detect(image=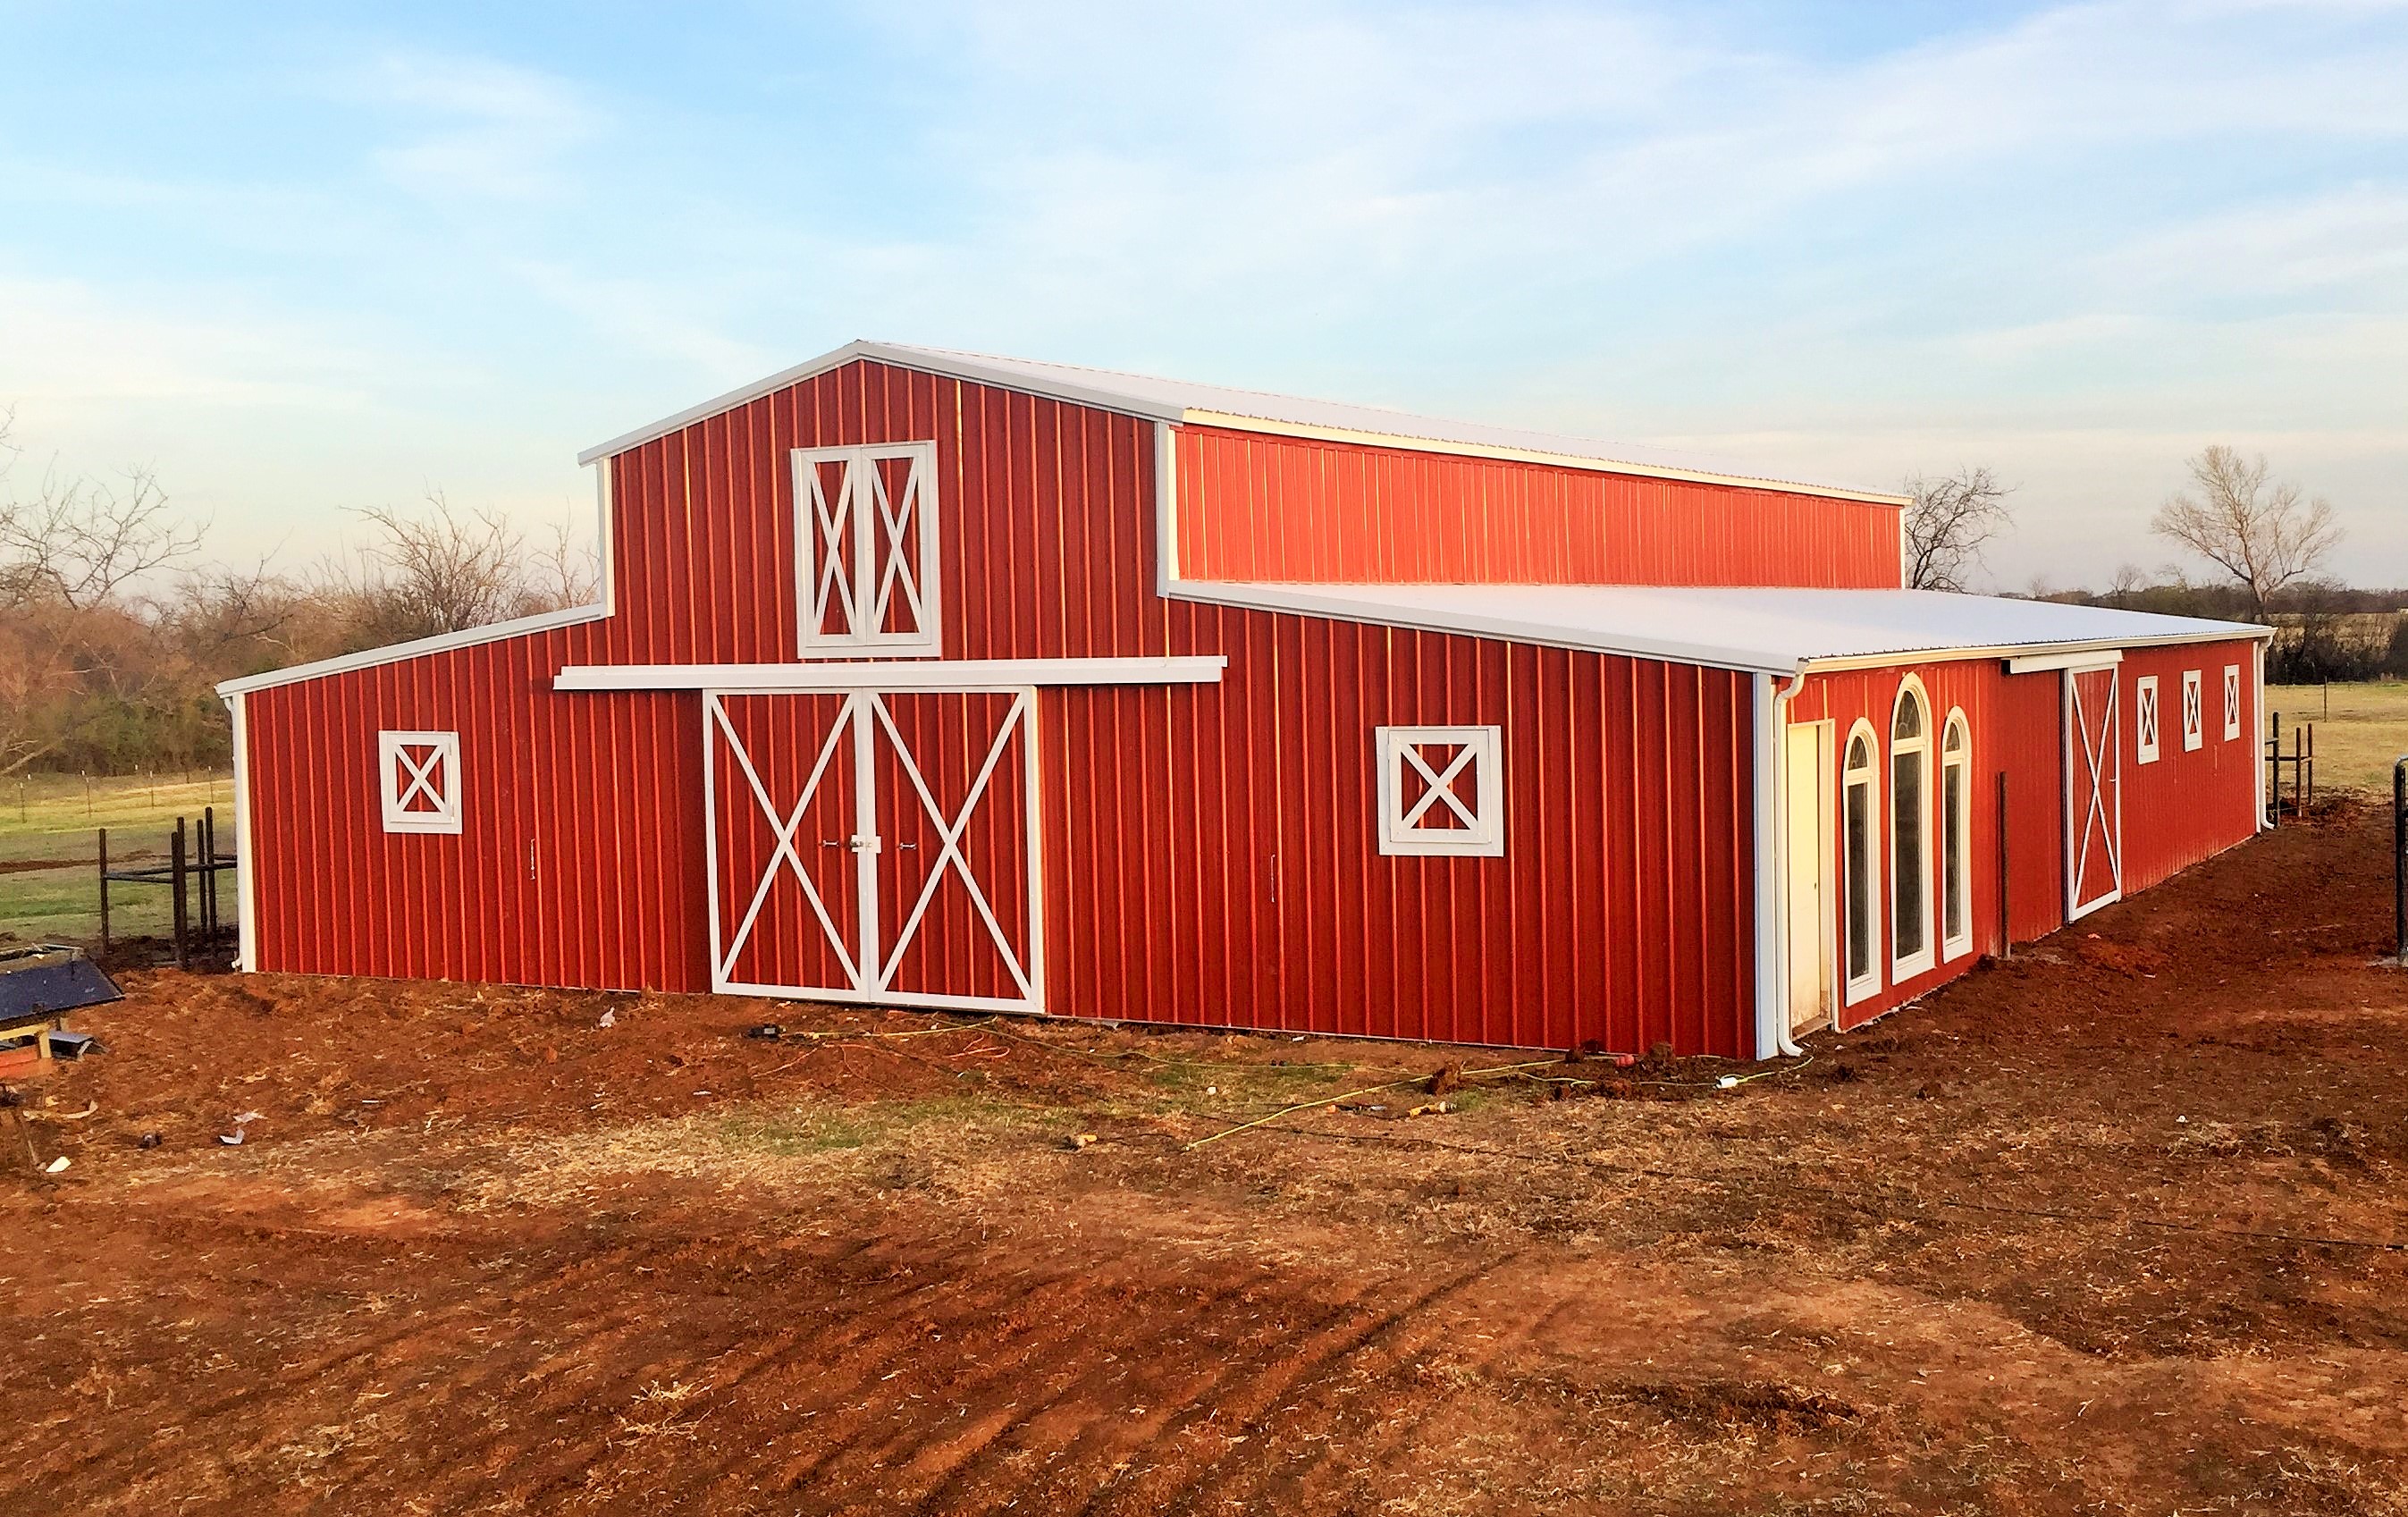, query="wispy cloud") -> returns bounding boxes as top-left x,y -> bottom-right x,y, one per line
351,50 -> 600,202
